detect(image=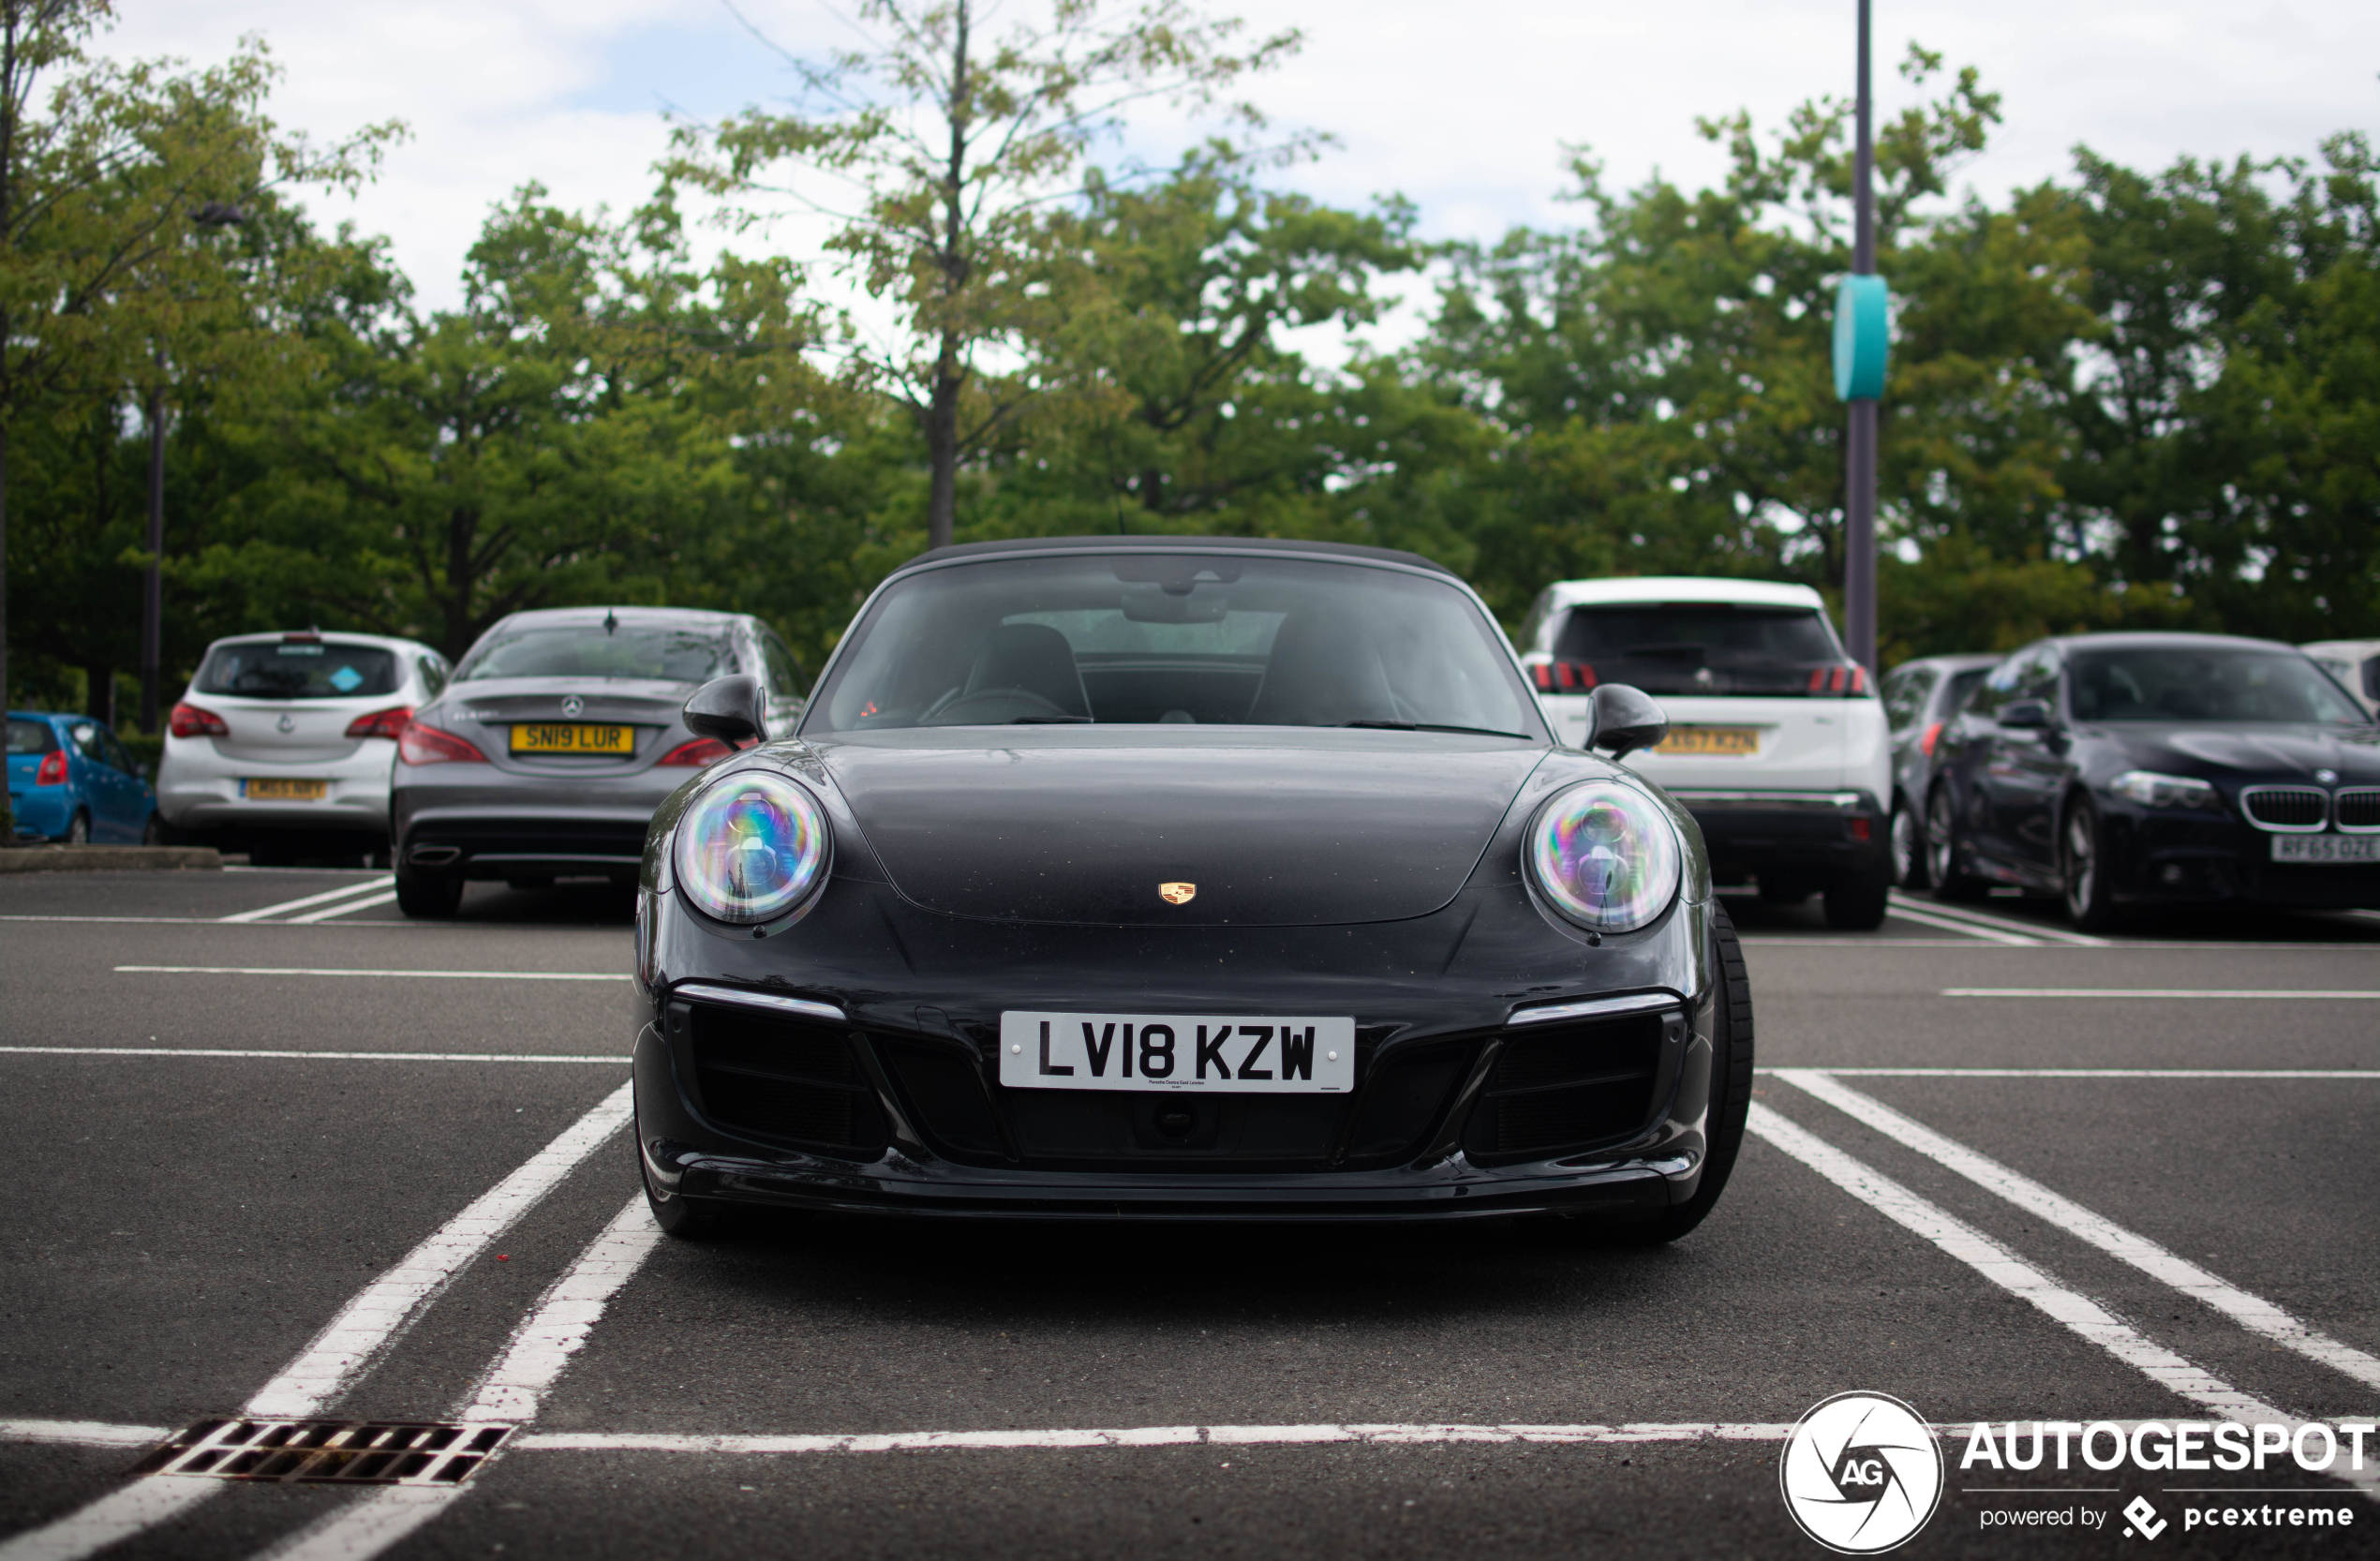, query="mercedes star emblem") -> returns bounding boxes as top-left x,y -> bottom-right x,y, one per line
561,696 -> 584,718
276,714 -> 295,733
